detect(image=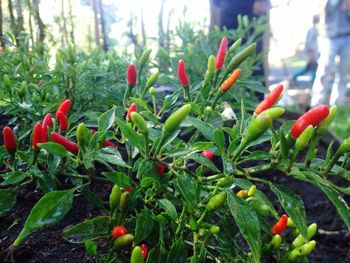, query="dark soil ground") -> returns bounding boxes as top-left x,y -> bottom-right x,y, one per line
0,112 -> 349,263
